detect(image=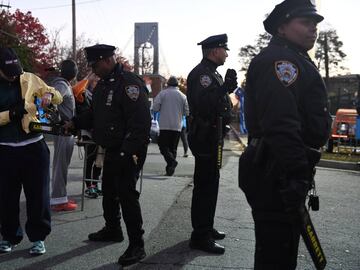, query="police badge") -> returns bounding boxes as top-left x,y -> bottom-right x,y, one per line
275,61 -> 298,87
125,85 -> 140,101
200,75 -> 212,88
